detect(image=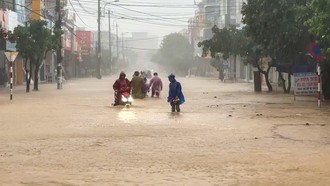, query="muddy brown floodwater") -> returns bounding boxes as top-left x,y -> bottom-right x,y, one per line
0,77 -> 329,186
